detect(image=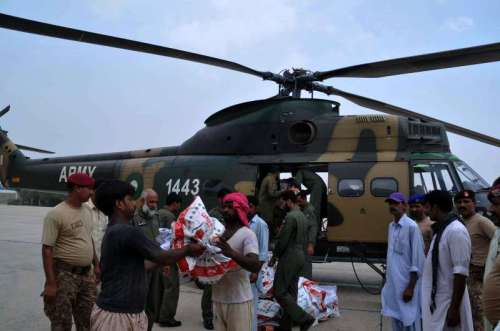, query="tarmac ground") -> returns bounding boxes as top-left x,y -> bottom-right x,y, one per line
0,205 -> 391,330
